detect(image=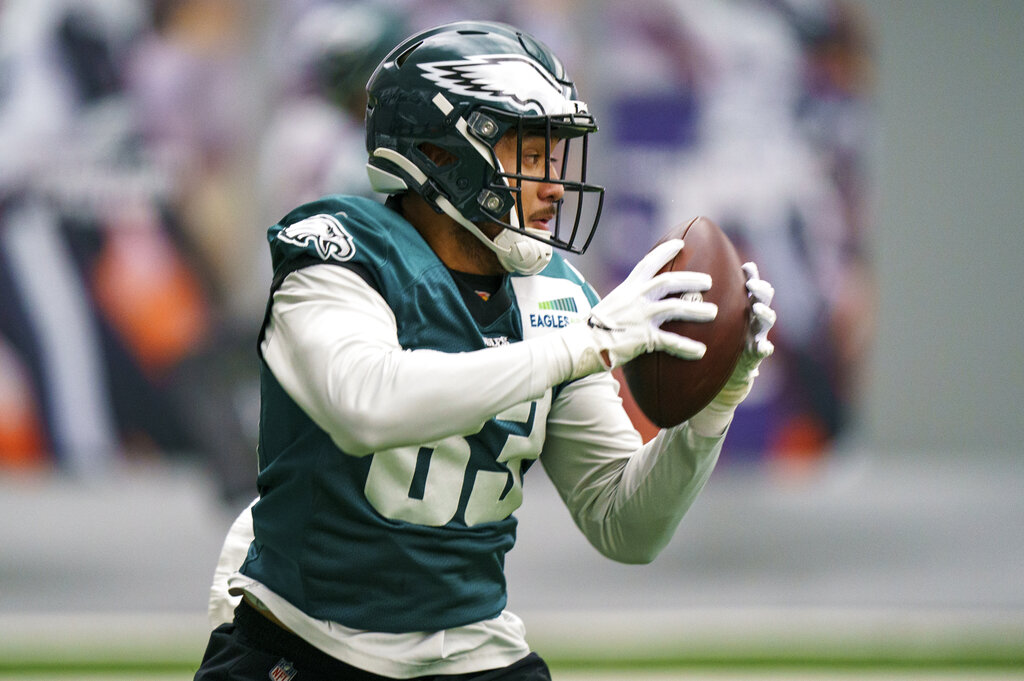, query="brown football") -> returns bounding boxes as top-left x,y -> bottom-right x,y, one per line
622,216 -> 750,428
